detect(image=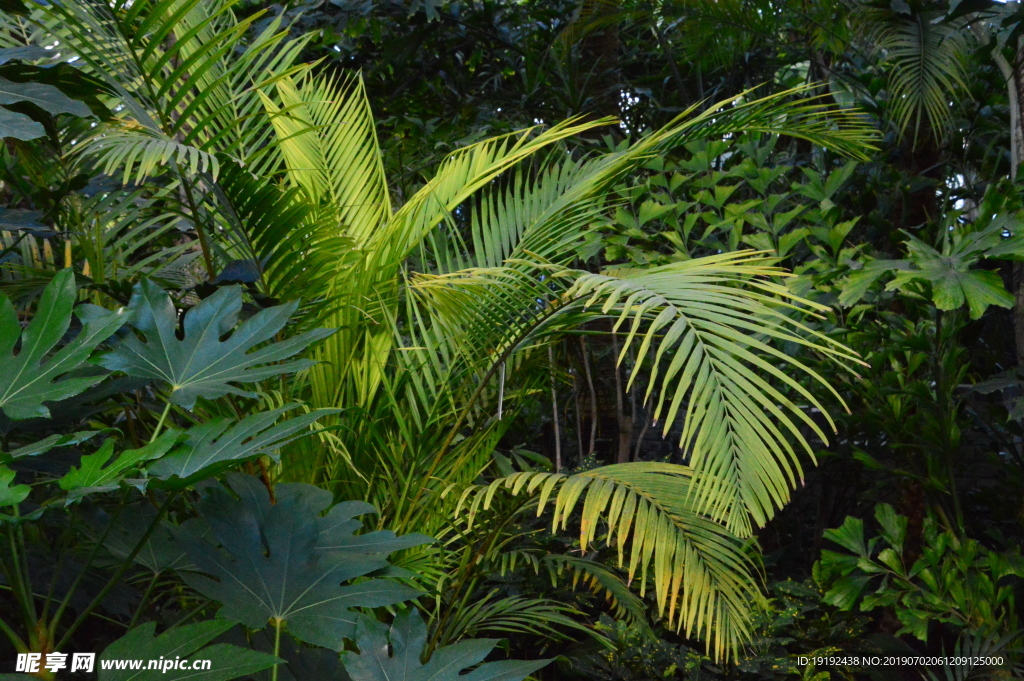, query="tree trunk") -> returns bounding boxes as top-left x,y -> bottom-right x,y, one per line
993,40 -> 1024,365
611,332 -> 632,463
577,0 -> 621,118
